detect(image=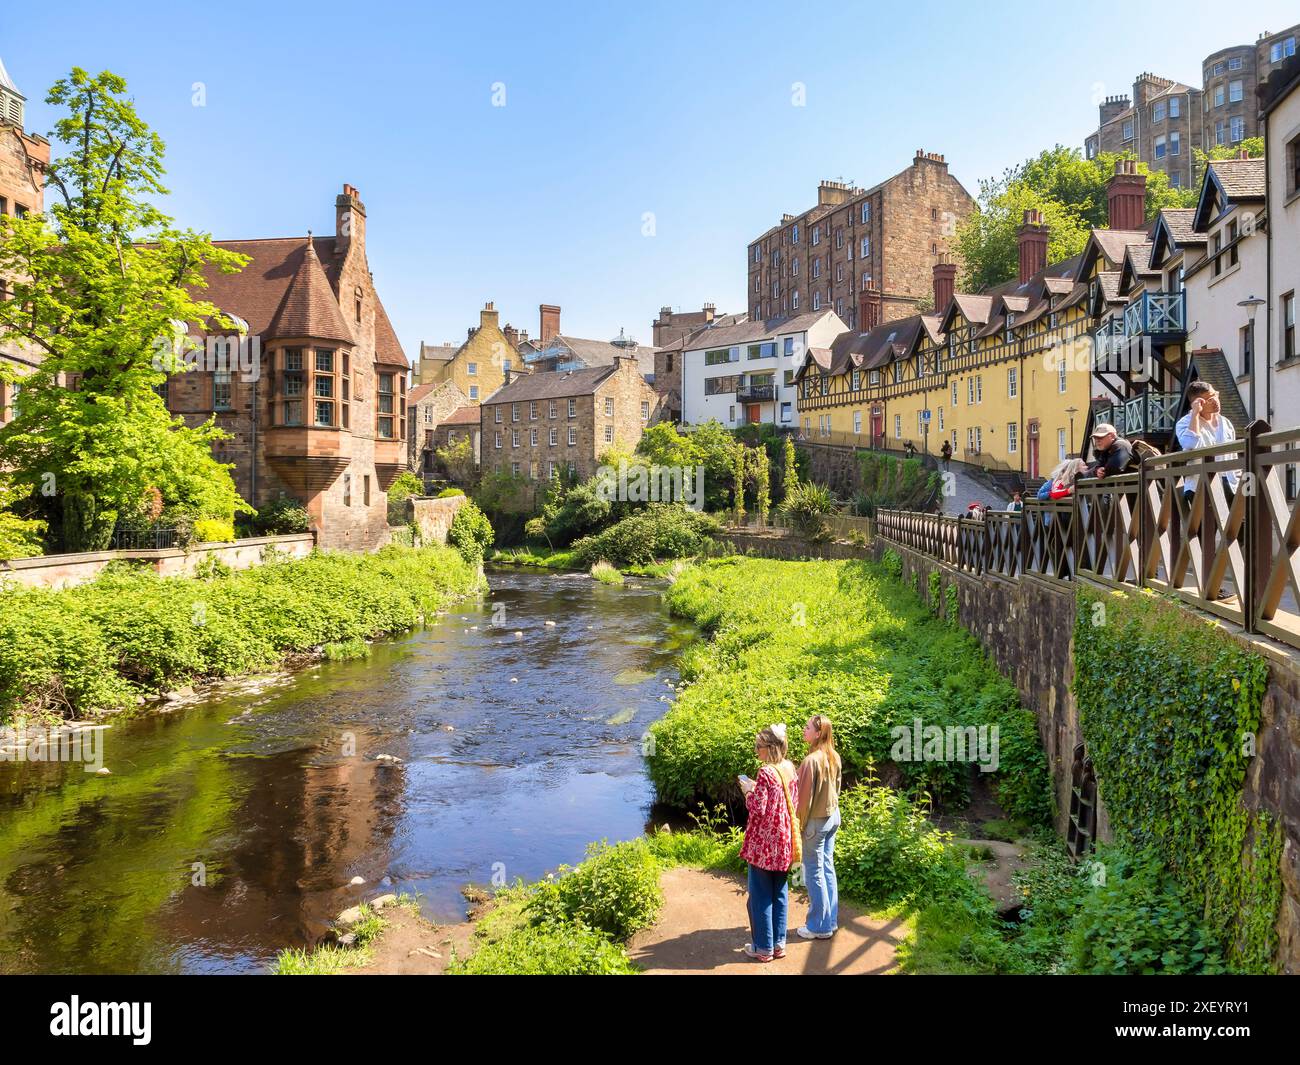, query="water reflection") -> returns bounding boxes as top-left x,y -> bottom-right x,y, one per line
0,569 -> 693,974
